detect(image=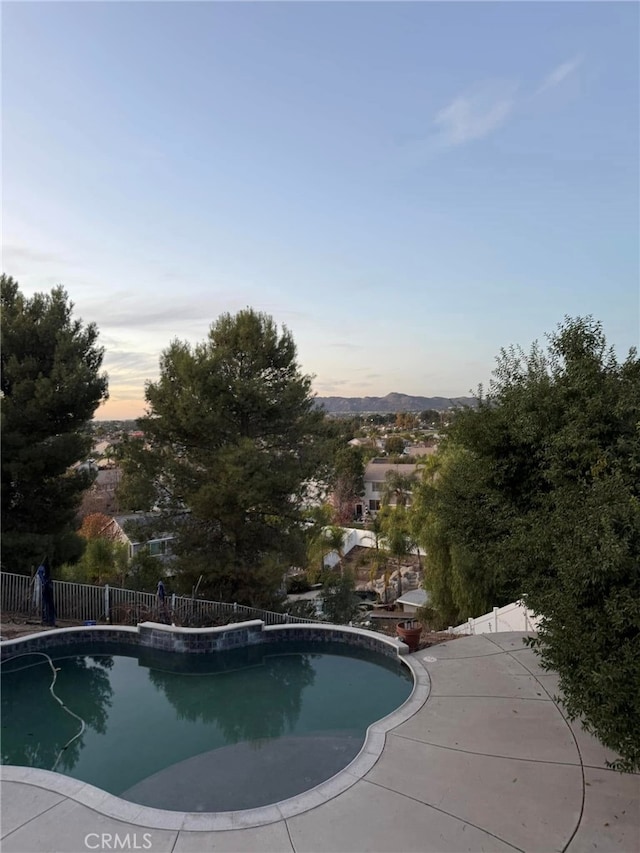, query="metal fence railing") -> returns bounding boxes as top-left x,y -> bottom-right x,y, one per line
1,572 -> 326,628
1,572 -> 34,618
52,578 -> 105,622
